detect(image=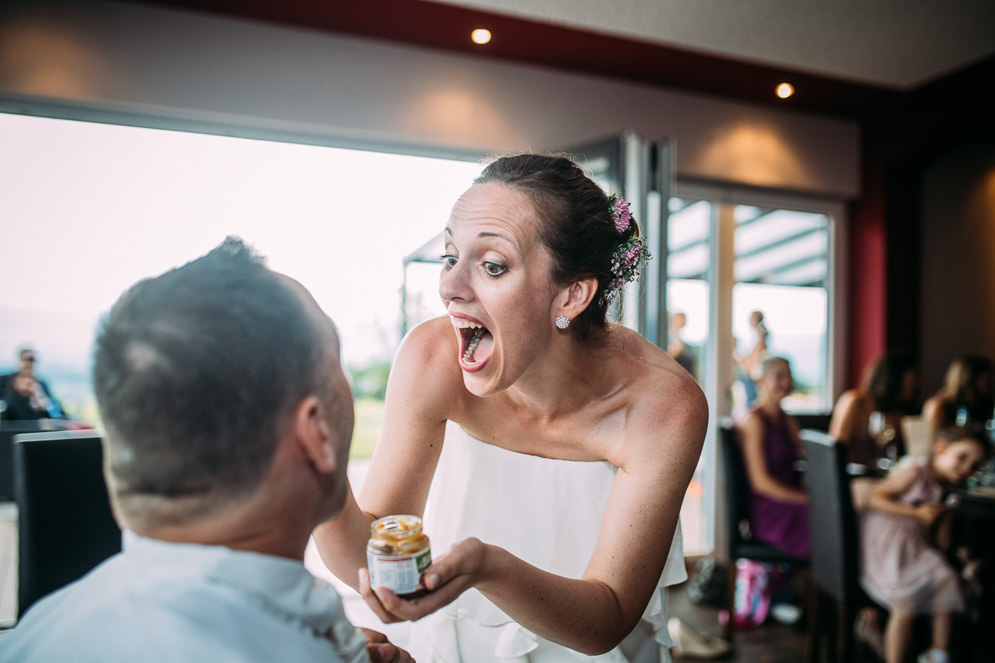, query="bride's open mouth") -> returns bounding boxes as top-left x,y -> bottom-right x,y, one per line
451,317 -> 494,370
